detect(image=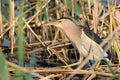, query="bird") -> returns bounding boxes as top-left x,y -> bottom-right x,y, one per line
46,18 -> 109,57
45,17 -> 110,80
